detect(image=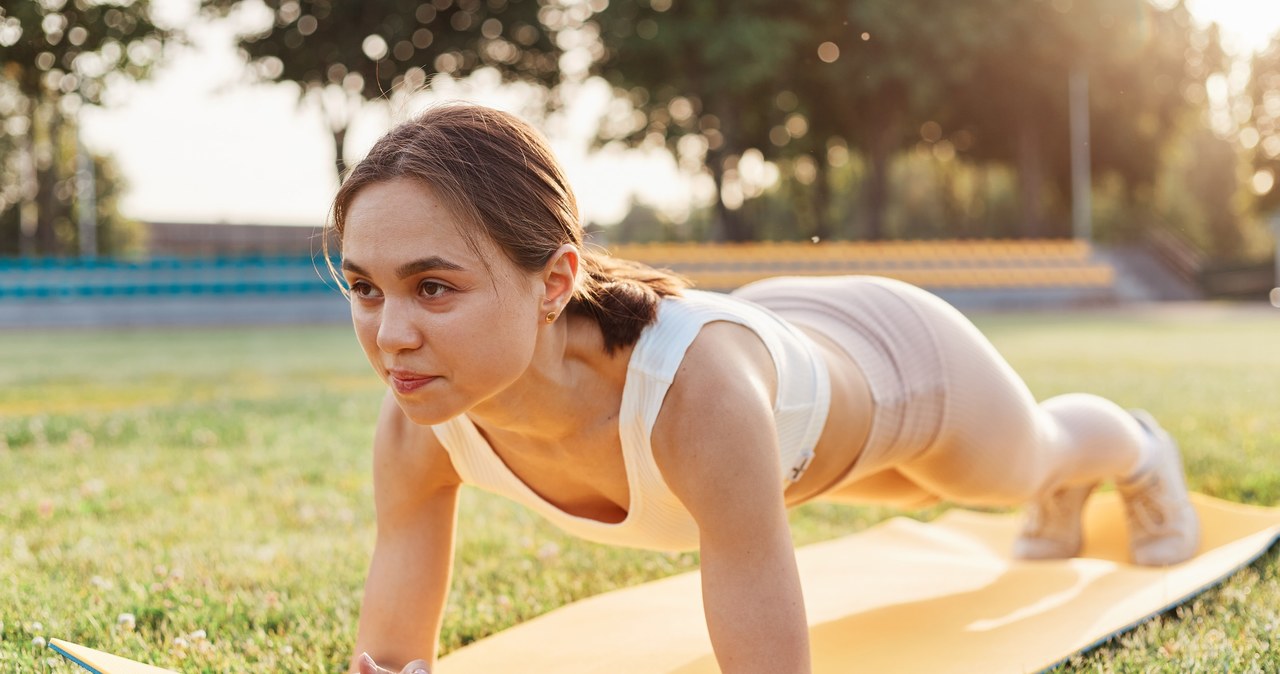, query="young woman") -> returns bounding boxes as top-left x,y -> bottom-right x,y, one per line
334,104 -> 1199,674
